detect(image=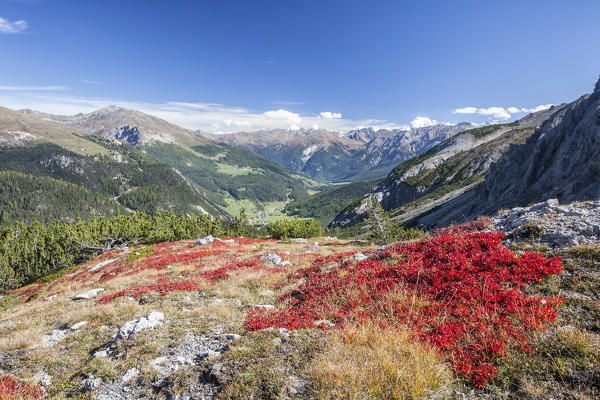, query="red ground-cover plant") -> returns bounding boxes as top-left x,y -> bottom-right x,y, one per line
0,373 -> 44,400
197,257 -> 287,283
245,232 -> 563,387
96,251 -> 287,303
96,277 -> 201,304
433,216 -> 492,236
